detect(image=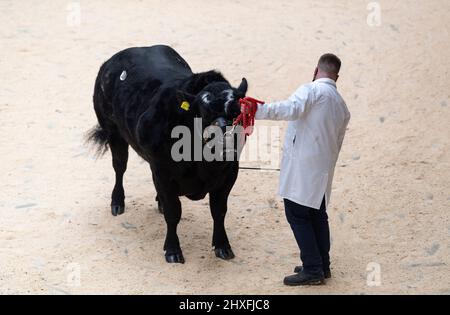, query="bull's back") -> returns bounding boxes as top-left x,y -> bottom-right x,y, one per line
94,45 -> 193,145
99,45 -> 192,99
